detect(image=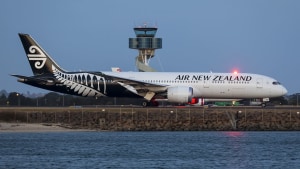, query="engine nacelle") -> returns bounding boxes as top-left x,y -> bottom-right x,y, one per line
167,86 -> 193,103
